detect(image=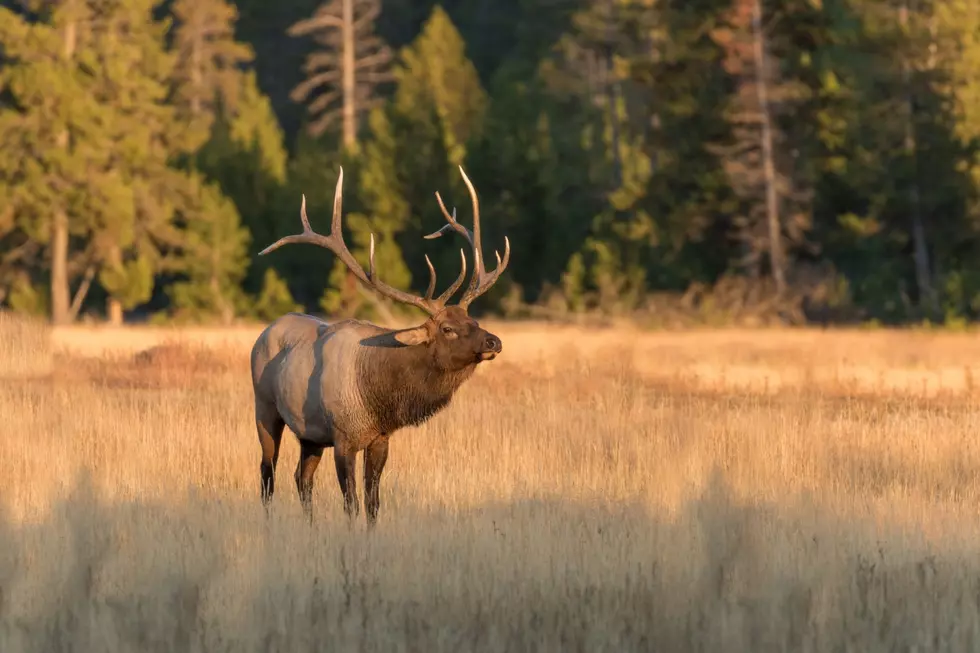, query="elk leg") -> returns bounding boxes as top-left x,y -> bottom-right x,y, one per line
333,443 -> 359,520
256,403 -> 284,507
295,440 -> 324,522
363,436 -> 389,526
